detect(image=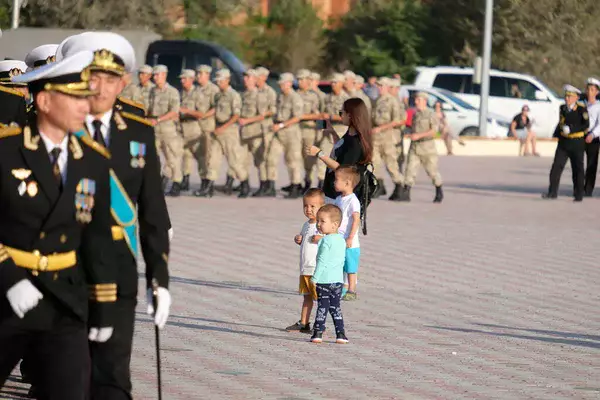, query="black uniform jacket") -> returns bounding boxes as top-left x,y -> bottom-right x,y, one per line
0,121 -> 116,327
0,86 -> 27,126
553,102 -> 590,138
84,109 -> 170,296
116,96 -> 146,117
